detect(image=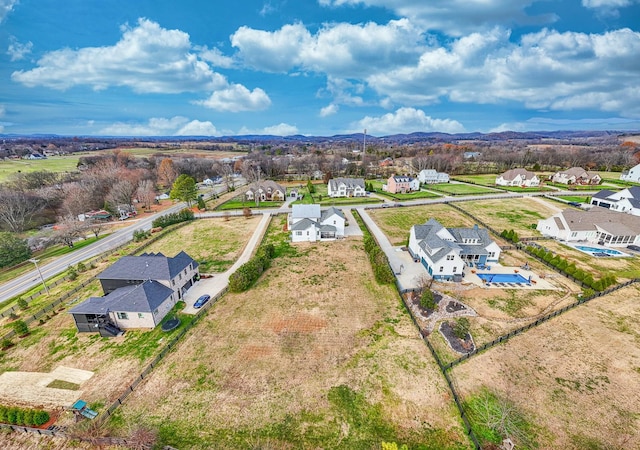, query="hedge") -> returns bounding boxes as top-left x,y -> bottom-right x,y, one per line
363,235 -> 395,284
526,245 -> 617,291
228,244 -> 275,292
0,405 -> 49,426
151,208 -> 195,228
